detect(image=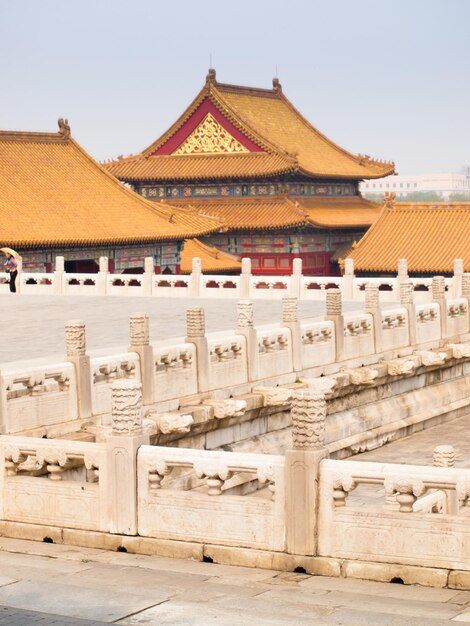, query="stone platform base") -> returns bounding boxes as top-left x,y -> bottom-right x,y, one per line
1,519 -> 468,591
